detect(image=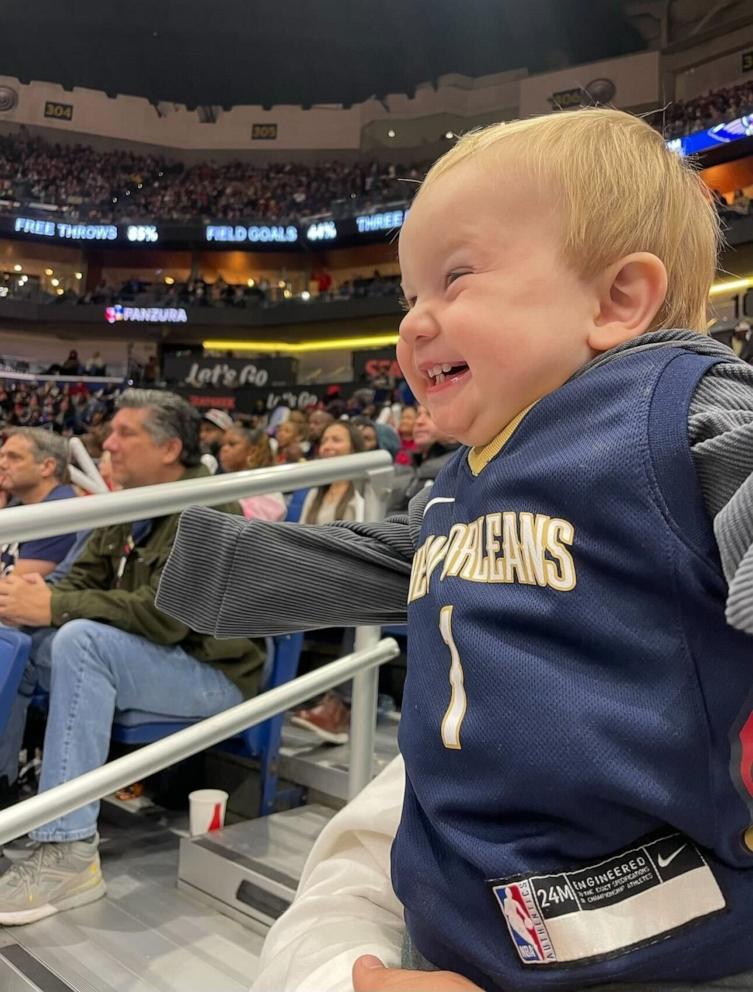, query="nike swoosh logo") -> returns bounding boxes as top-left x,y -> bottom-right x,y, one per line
657,844 -> 688,869
423,497 -> 456,516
